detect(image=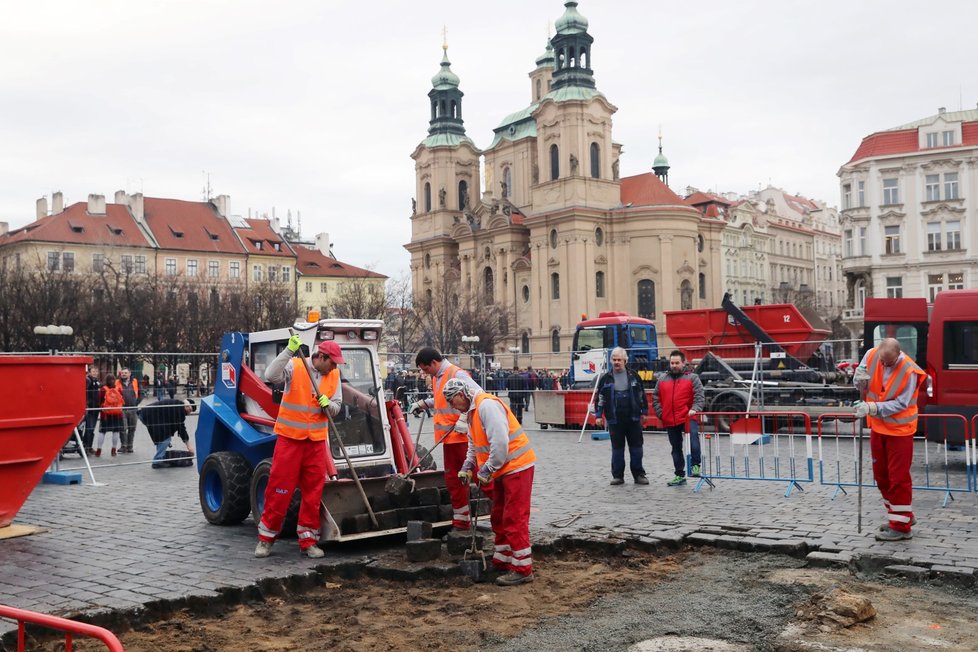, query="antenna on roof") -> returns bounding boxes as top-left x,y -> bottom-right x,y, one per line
202,171 -> 212,201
